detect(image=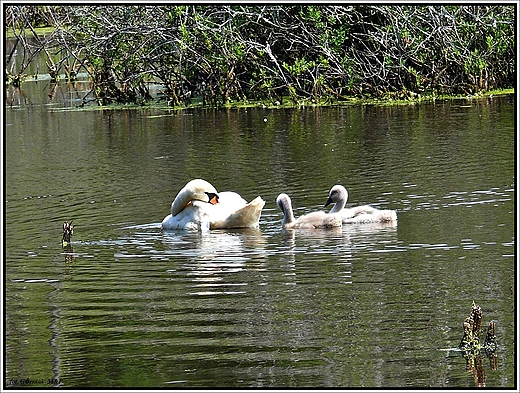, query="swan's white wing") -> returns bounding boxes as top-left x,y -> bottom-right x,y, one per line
217,191 -> 248,207
210,196 -> 265,229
